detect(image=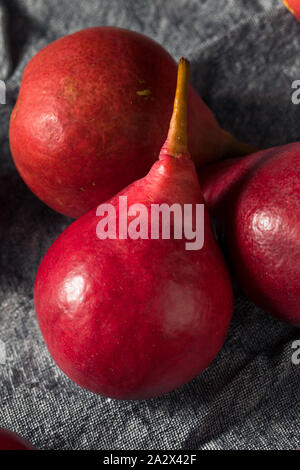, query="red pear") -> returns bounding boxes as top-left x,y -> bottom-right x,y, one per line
199,143 -> 300,327
282,0 -> 300,21
0,428 -> 34,450
10,27 -> 254,218
34,58 -> 233,400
